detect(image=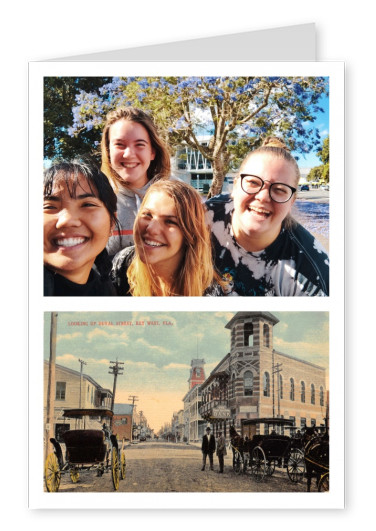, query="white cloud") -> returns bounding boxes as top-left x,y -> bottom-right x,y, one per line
57,332 -> 82,341
56,353 -> 77,363
164,363 -> 191,370
135,337 -> 170,355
